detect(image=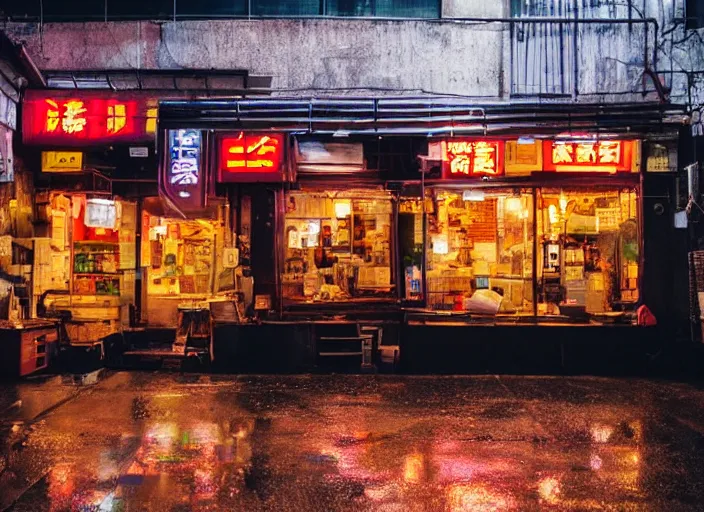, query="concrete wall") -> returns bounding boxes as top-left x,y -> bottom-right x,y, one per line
2,0 -> 703,106
4,20 -> 506,98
